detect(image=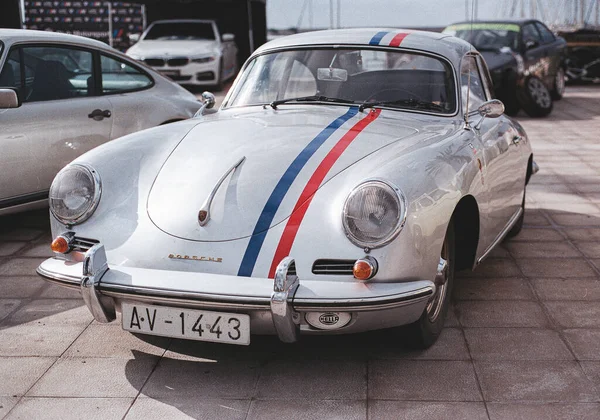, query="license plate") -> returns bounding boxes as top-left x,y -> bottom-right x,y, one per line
159,70 -> 180,79
122,303 -> 250,345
